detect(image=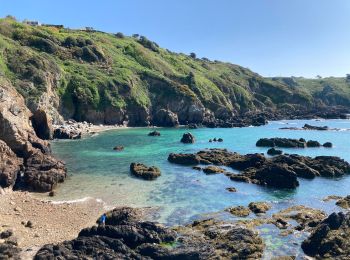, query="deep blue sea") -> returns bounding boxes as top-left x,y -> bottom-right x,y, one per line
46,119 -> 350,258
